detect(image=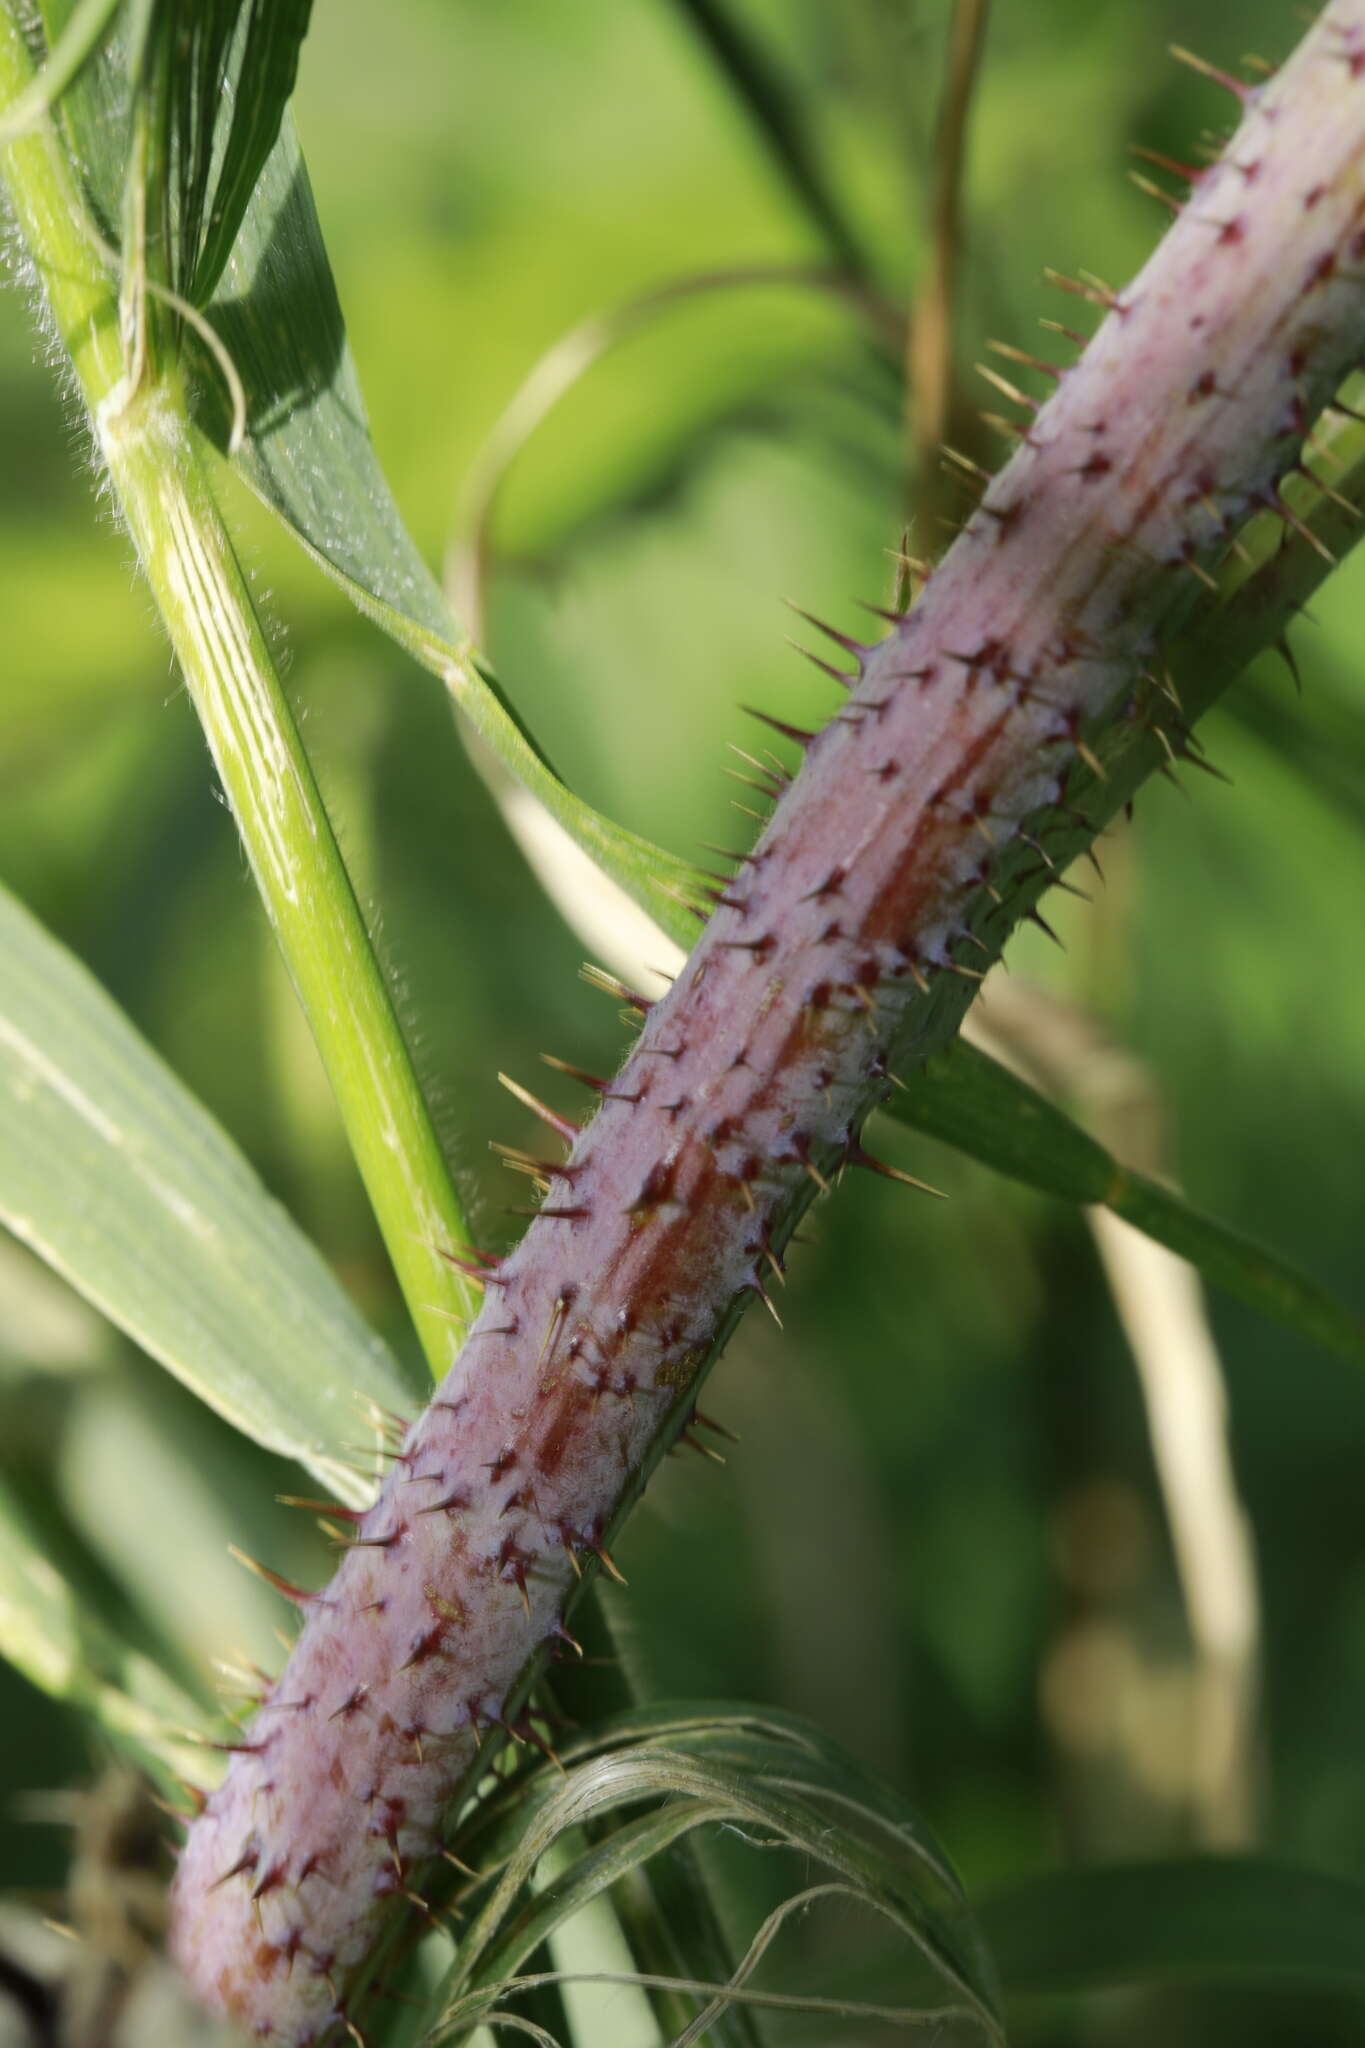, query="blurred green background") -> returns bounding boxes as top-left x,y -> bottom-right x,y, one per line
3,0 -> 1365,2042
